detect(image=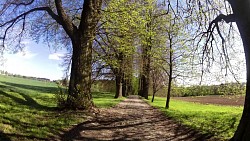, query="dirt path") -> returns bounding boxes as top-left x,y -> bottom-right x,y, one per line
59,95 -> 216,141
